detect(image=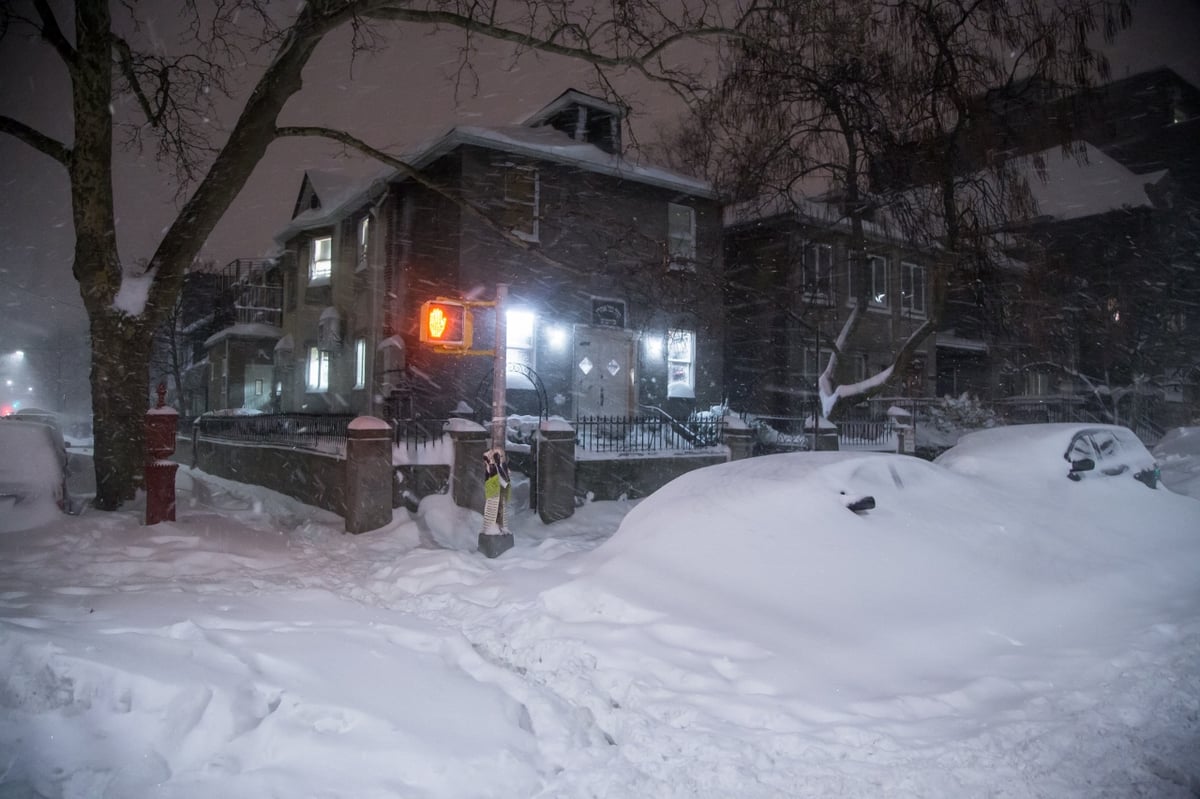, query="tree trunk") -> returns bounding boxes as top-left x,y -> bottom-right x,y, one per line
89,309 -> 153,510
